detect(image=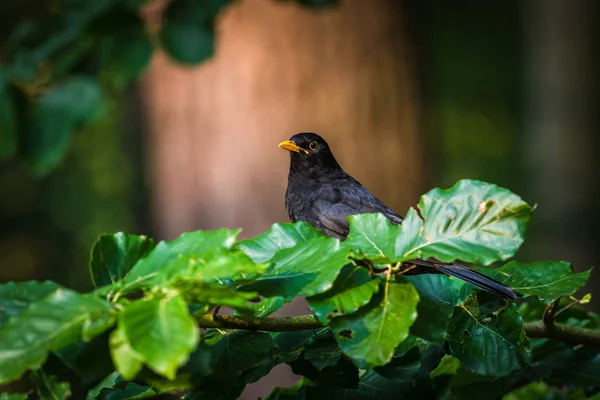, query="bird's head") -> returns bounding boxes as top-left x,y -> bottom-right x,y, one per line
279,132 -> 341,172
